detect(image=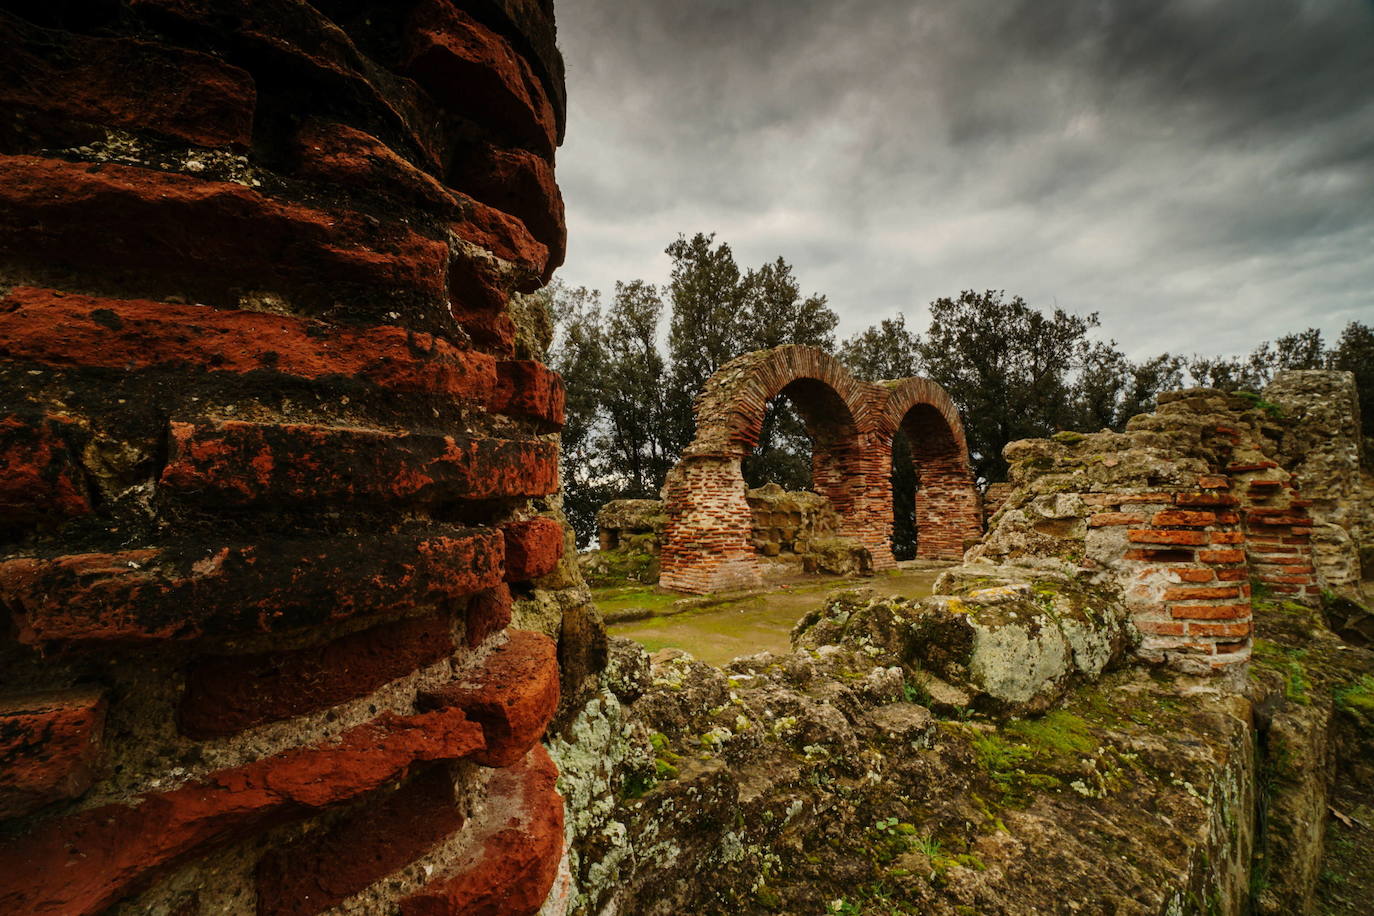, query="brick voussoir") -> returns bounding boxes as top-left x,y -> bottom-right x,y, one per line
1,527 -> 504,646
418,629 -> 559,767
0,707 -> 485,916
161,420 -> 559,508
